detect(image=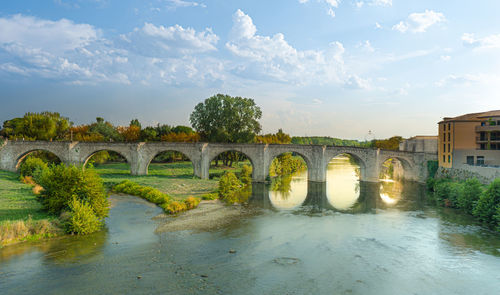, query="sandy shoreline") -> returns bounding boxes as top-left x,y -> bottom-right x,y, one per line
153,200 -> 259,233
